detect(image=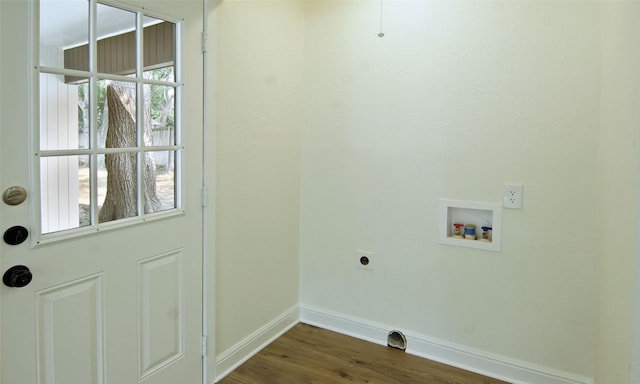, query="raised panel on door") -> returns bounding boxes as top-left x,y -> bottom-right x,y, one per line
36,274 -> 105,384
139,250 -> 184,380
